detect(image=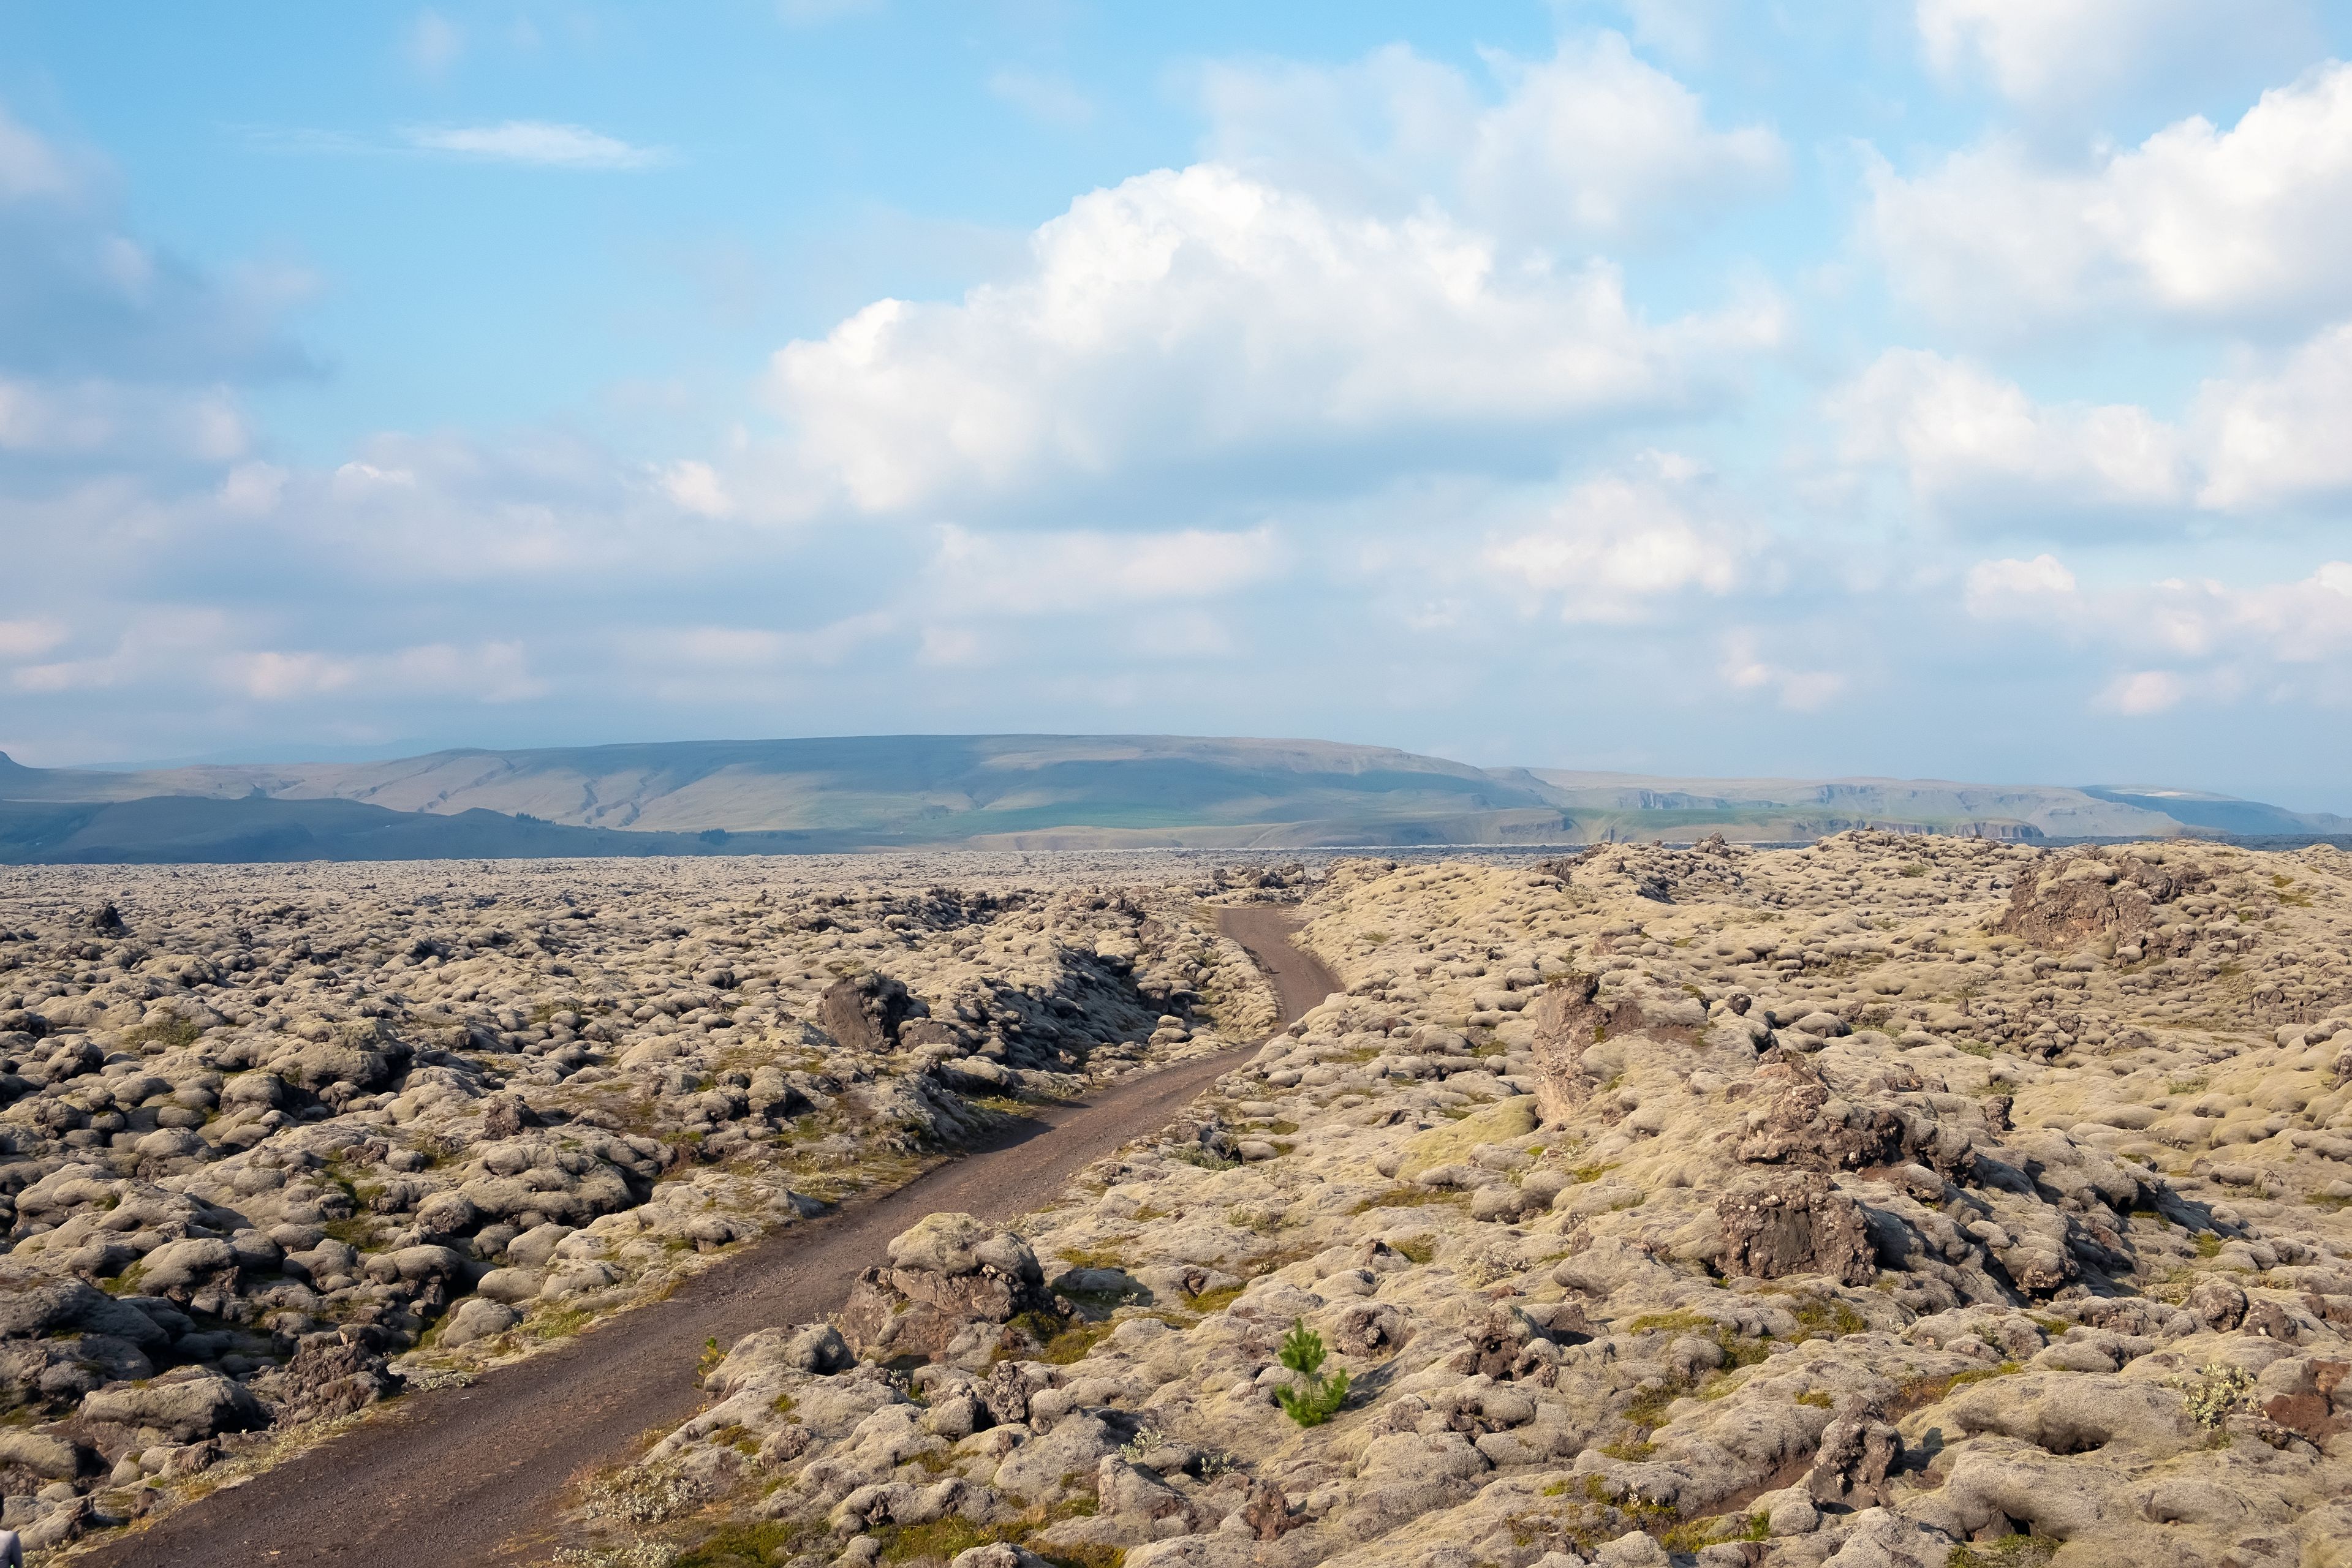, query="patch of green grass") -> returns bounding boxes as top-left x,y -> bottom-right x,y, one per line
877,1517 -> 996,1563
1053,1245 -> 1130,1272
321,1216 -> 376,1247
527,1306 -> 594,1341
1789,1298 -> 1869,1340
1186,1283 -> 1246,1314
1946,1533 -> 2058,1568
1619,1384 -> 1679,1430
120,1017 -> 203,1049
1037,1548 -> 1125,1568
1894,1362 -> 2022,1412
1656,1512 -> 1760,1553
675,1520 -> 816,1567
2195,1232 -> 2223,1259
1033,1320 -> 1116,1366
1351,1185 -> 1467,1215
